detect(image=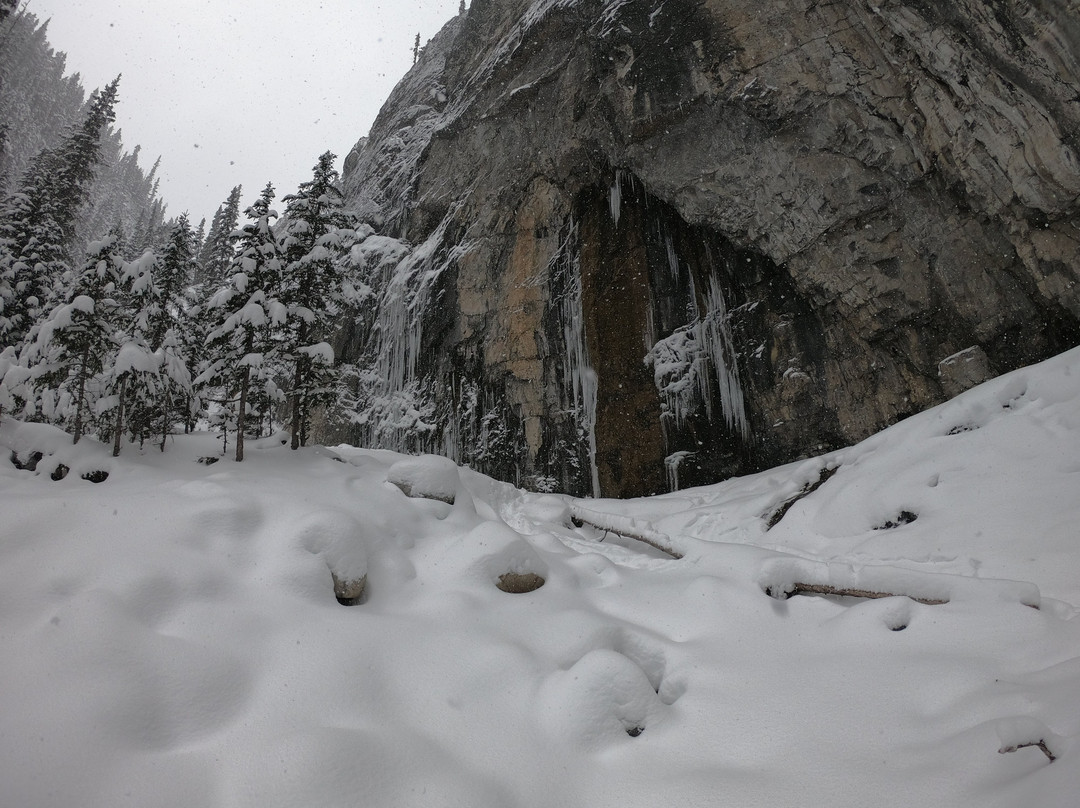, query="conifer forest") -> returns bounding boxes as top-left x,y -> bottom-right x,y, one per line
0,11 -> 361,460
